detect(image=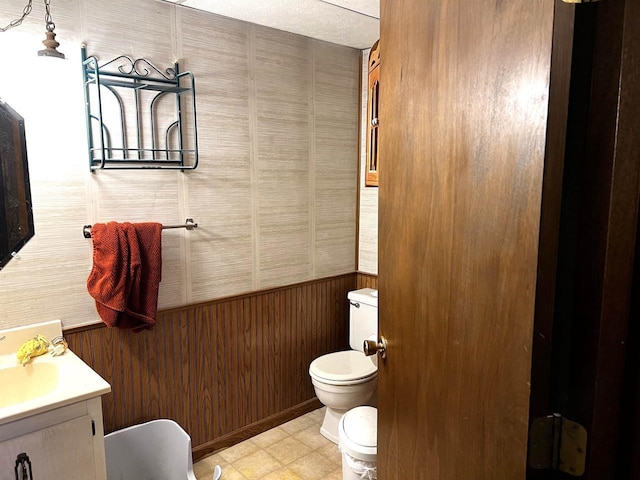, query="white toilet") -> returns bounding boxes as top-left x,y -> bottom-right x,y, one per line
309,288 -> 378,443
